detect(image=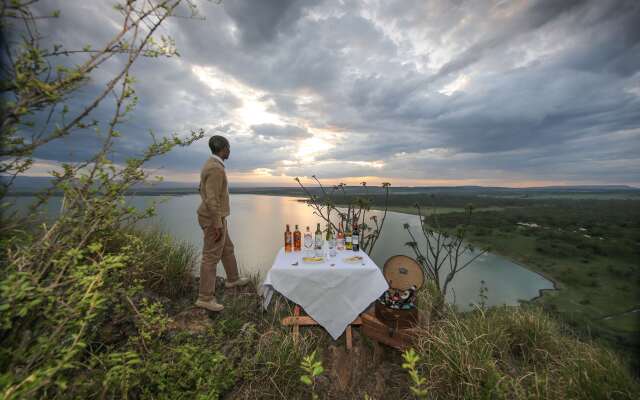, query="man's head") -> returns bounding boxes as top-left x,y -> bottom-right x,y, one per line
209,135 -> 230,160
